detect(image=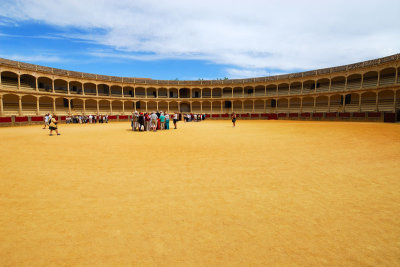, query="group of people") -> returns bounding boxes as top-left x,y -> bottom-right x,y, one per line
43,113 -> 60,136
131,111 -> 178,132
66,114 -> 109,124
183,113 -> 206,122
